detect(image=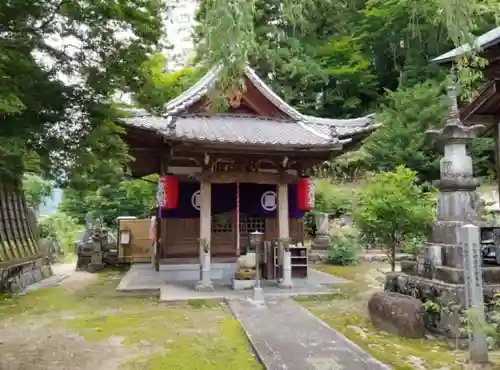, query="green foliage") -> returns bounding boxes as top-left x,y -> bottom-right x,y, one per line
327,230 -> 361,266
133,54 -> 200,113
314,179 -> 357,217
22,174 -> 52,210
0,0 -> 164,184
364,81 -> 446,181
39,212 -> 83,256
59,176 -> 157,227
353,166 -> 435,271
